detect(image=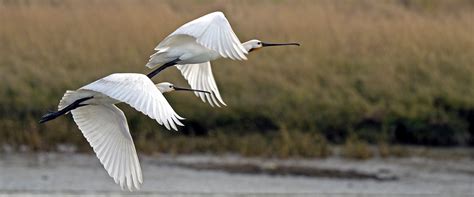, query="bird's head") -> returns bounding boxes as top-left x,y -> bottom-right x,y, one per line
243,39 -> 300,53
155,82 -> 211,94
